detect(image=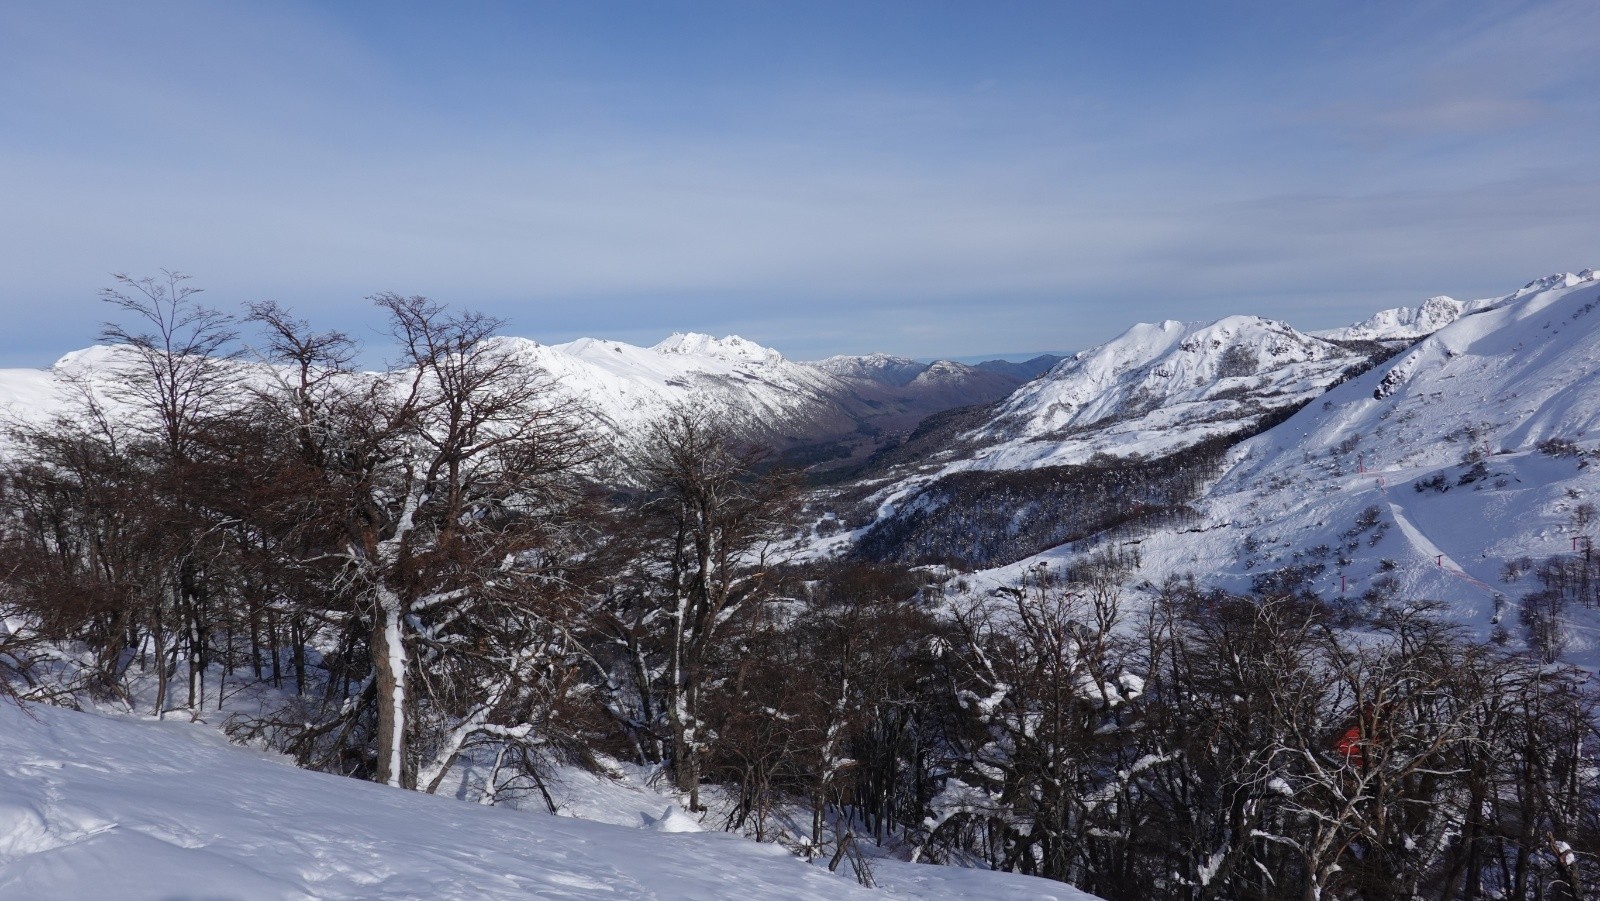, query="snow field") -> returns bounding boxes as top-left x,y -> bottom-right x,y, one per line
0,702 -> 1091,899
